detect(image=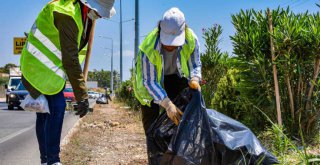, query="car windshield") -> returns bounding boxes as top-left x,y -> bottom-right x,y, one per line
10,78 -> 21,87
16,83 -> 26,90
64,88 -> 73,92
